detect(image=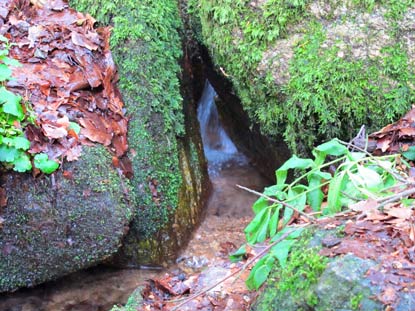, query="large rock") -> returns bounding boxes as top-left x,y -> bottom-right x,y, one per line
191,0 -> 415,154
0,146 -> 134,292
71,0 -> 209,266
252,228 -> 415,311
